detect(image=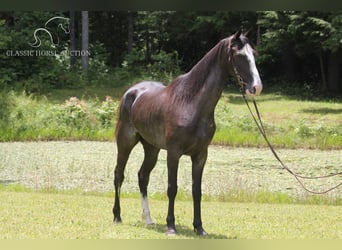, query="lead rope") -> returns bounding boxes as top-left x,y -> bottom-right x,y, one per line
241,91 -> 342,194
234,81 -> 342,195
229,50 -> 342,194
